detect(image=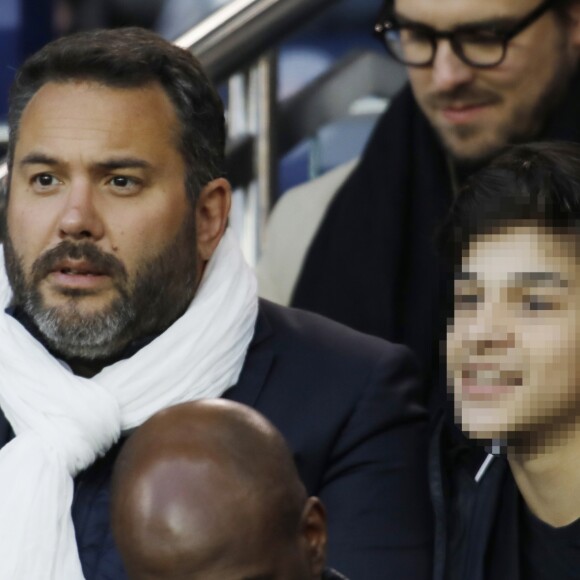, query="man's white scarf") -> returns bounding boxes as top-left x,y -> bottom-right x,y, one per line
0,228 -> 258,578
